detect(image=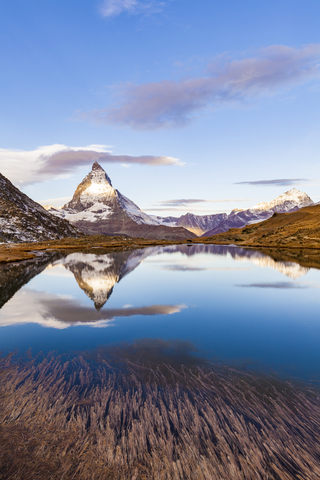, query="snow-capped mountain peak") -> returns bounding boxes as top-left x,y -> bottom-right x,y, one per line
48,162 -> 195,239
64,162 -> 116,211
91,161 -> 113,186
250,188 -> 313,213
58,162 -> 160,225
